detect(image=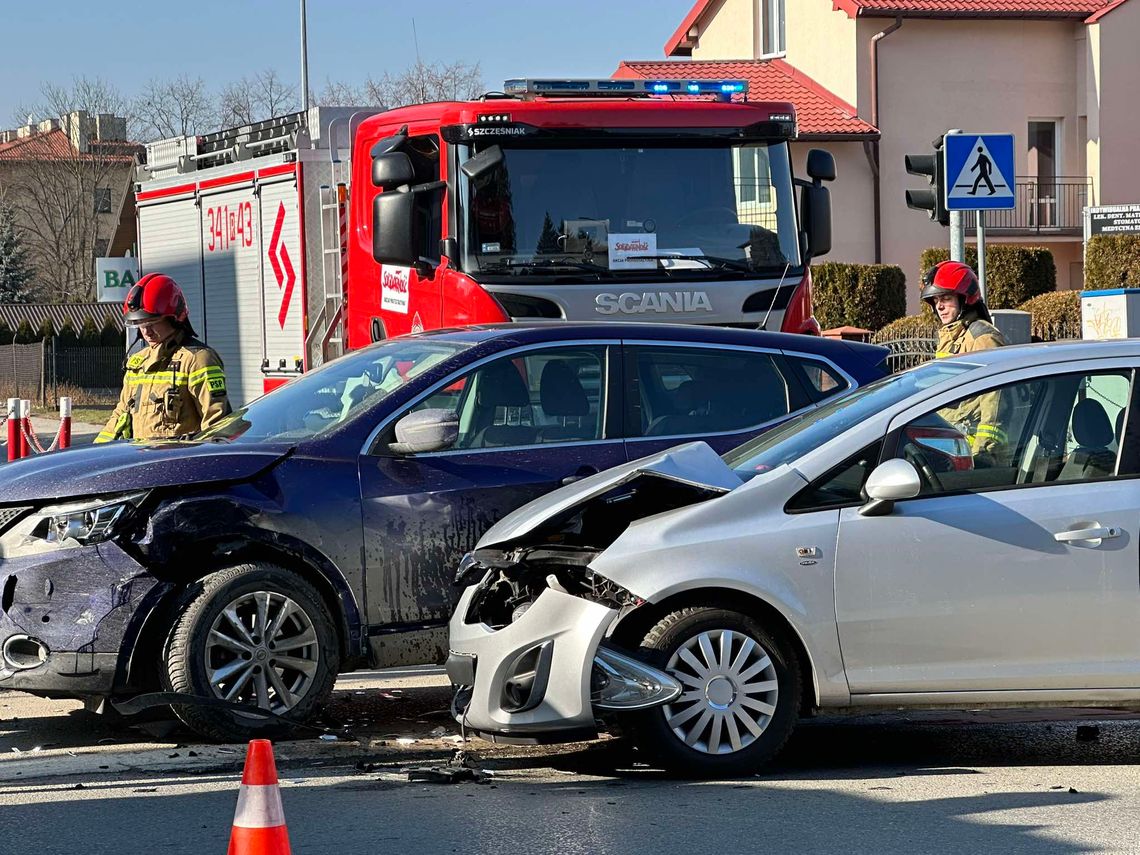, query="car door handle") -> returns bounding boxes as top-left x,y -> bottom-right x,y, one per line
1053,525 -> 1121,543
562,466 -> 598,486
